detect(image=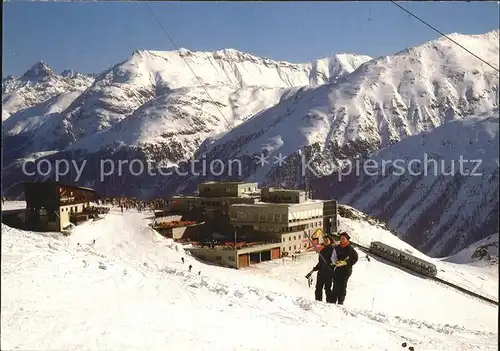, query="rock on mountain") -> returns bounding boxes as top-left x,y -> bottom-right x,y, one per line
313,112 -> 499,257
2,62 -> 94,121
